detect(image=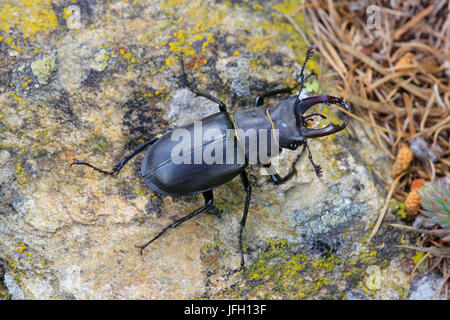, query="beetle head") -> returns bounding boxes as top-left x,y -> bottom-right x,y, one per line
294,95 -> 350,140
266,95 -> 349,152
